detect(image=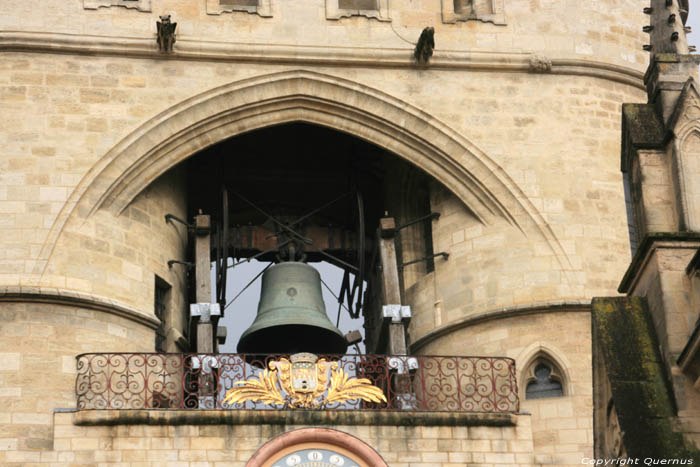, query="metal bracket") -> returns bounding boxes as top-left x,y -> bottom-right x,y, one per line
216,326 -> 227,345
395,212 -> 440,232
382,304 -> 412,324
345,330 -> 363,345
165,213 -> 192,228
399,252 -> 449,270
189,303 -> 221,324
167,259 -> 193,269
